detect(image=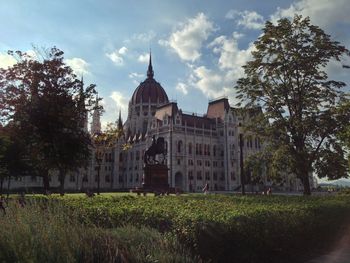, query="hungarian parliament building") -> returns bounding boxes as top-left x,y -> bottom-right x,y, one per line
8,55 -> 316,192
